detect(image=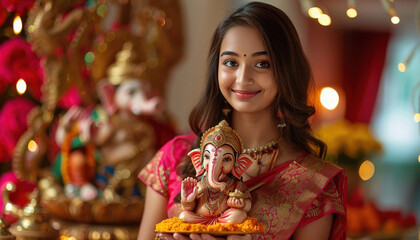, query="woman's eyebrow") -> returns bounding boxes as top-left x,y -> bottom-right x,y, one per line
220,51 -> 239,57
252,51 -> 267,56
220,50 -> 267,57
